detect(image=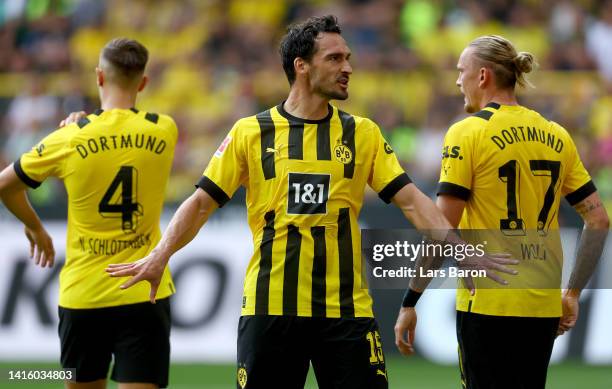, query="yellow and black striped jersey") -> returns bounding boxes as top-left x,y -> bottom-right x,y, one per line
198,103 -> 410,318
438,102 -> 595,317
15,108 -> 177,309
